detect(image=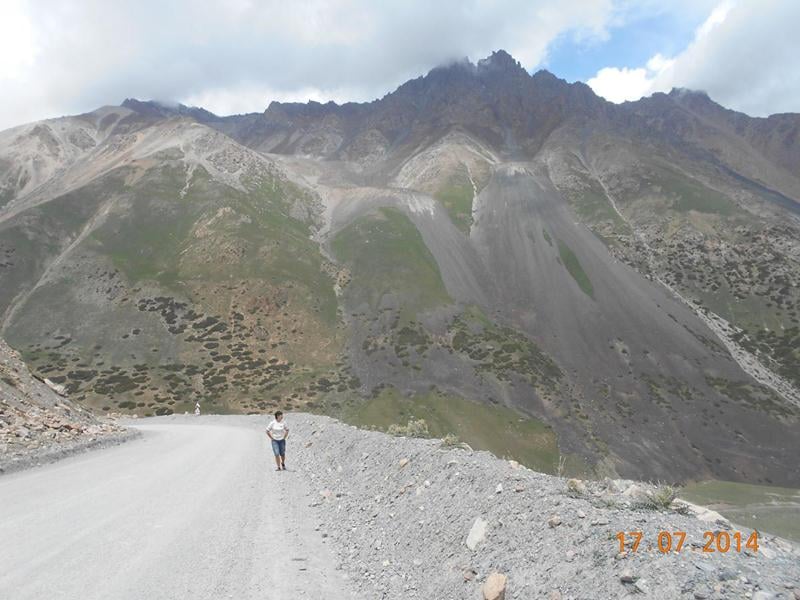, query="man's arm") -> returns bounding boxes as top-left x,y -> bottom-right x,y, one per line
266,423 -> 275,440
283,426 -> 289,440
